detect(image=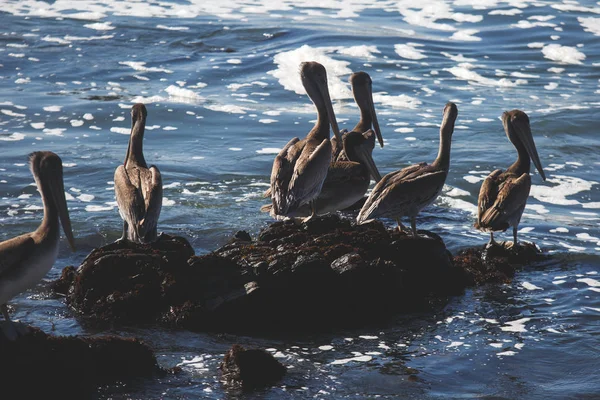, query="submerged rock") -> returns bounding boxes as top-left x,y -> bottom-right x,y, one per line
54,217 -> 546,333
220,344 -> 286,390
0,326 -> 164,397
